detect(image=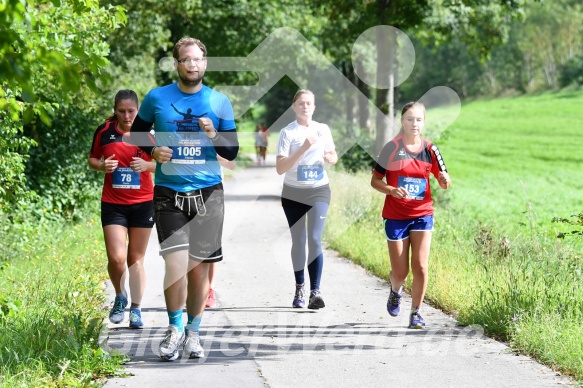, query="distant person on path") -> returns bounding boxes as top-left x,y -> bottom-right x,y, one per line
128,37 -> 238,360
88,89 -> 156,330
276,89 -> 338,310
371,101 -> 451,329
255,122 -> 269,165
